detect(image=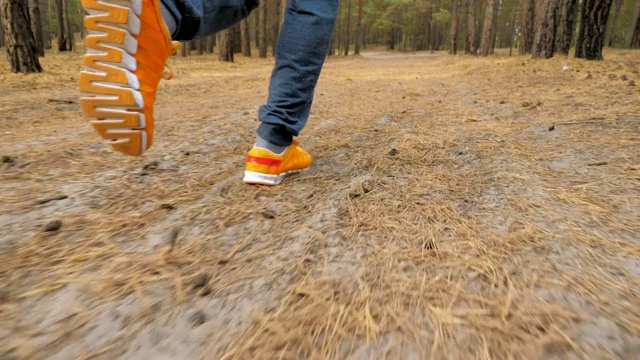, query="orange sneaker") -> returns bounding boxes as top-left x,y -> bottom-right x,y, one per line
243,141 -> 312,185
79,0 -> 178,156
